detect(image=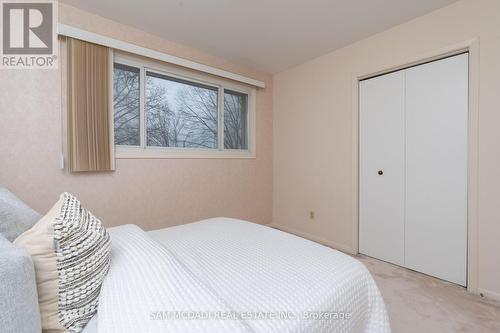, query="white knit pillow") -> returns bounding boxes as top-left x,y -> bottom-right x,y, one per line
15,193 -> 111,332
